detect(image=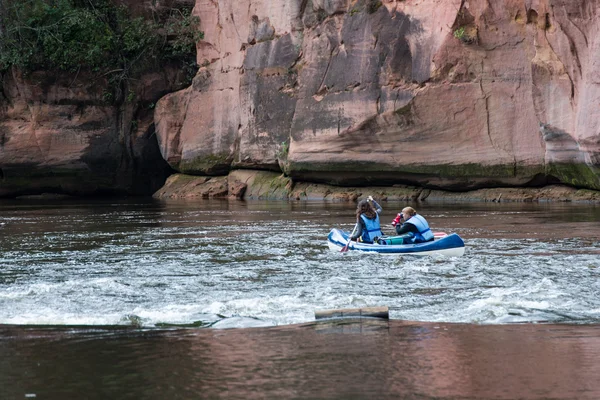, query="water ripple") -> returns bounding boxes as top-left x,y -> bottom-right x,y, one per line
1,199 -> 599,327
